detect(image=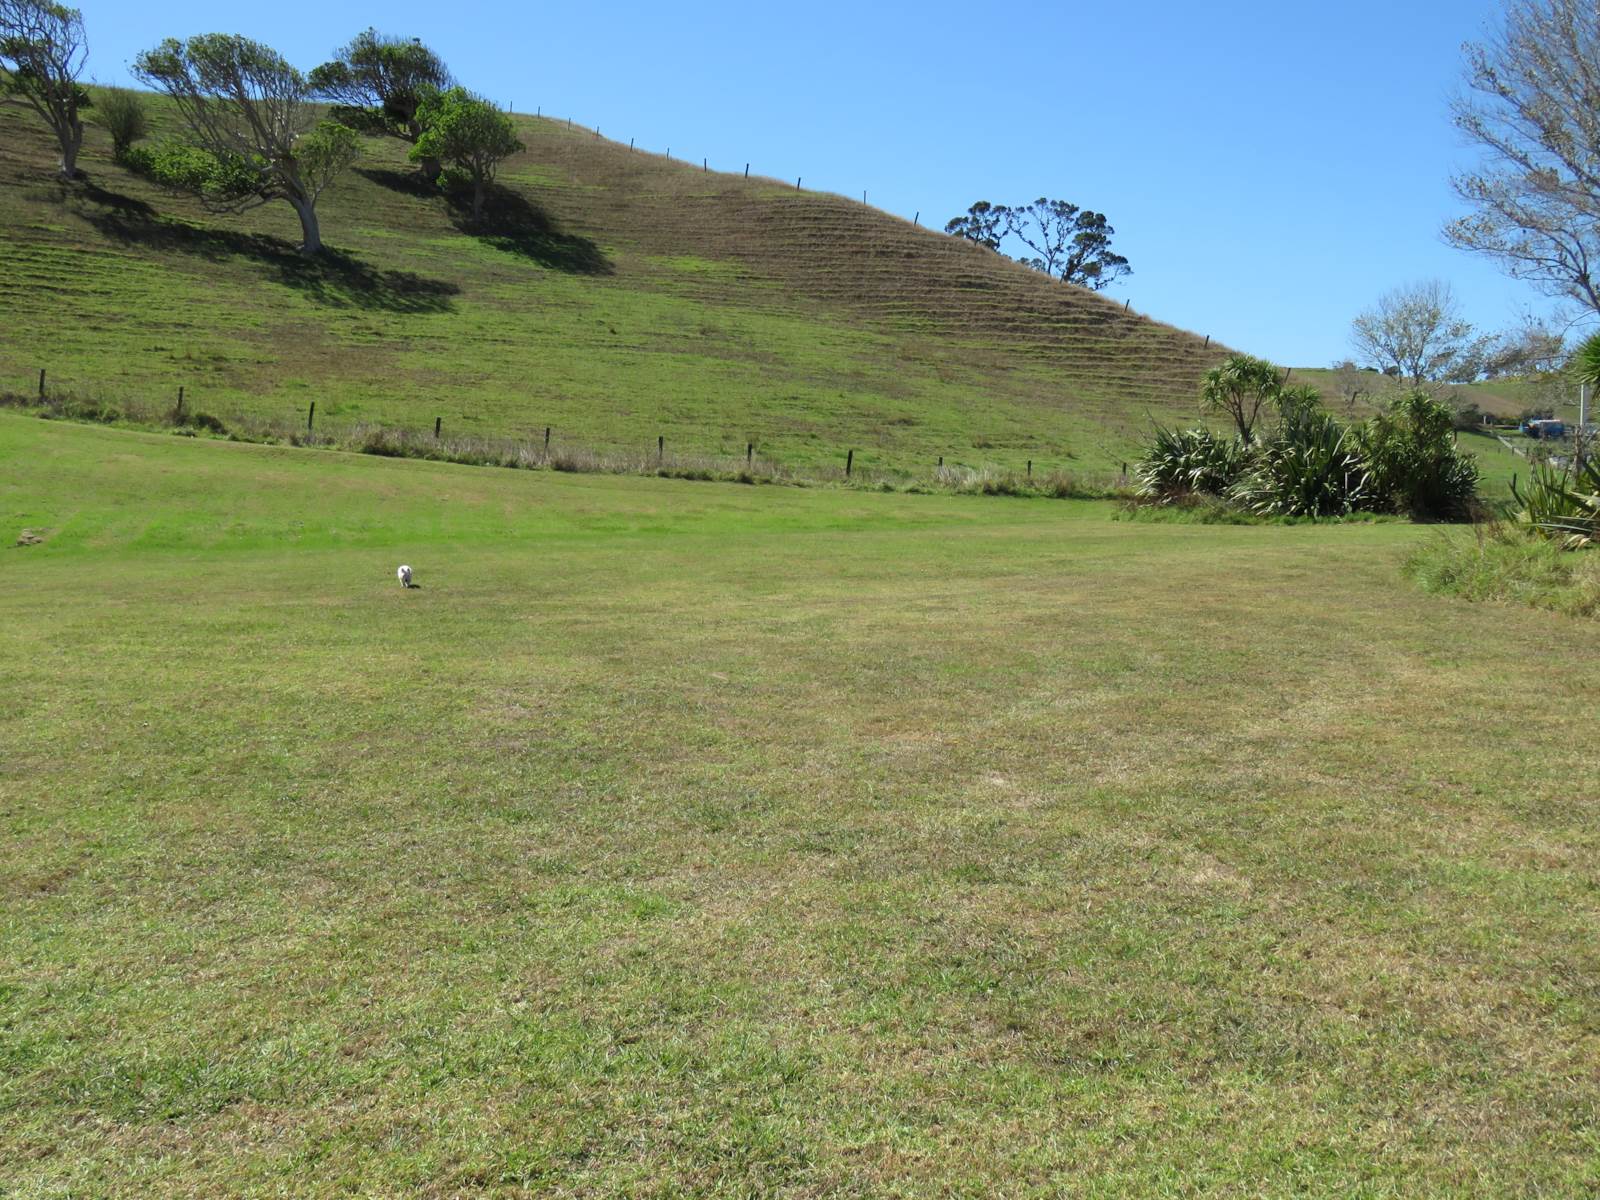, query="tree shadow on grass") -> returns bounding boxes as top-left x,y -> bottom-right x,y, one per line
358,168 -> 613,276
75,181 -> 459,314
